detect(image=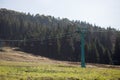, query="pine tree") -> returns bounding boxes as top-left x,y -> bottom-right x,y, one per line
113,32 -> 120,65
